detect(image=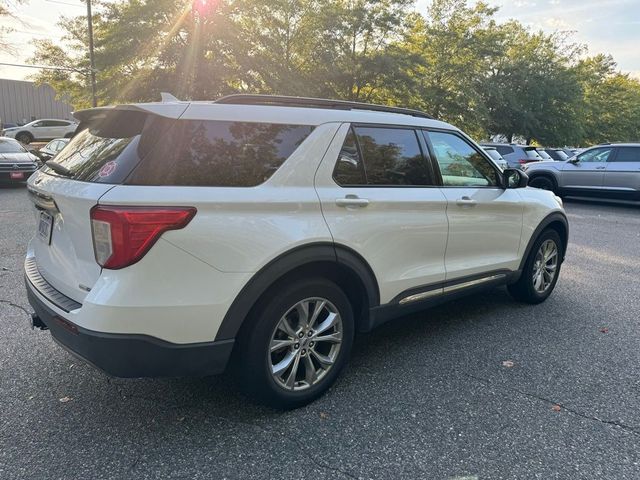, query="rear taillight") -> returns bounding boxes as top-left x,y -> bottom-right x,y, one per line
90,206 -> 196,269
518,159 -> 539,165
